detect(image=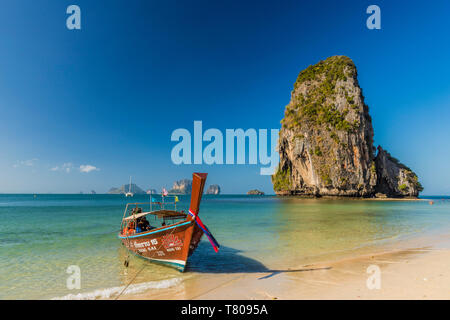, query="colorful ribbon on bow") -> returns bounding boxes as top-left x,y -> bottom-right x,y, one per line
188,209 -> 220,253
